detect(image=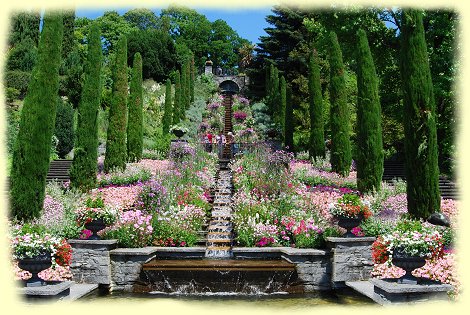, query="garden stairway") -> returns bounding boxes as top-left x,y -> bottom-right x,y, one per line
204,168 -> 234,258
